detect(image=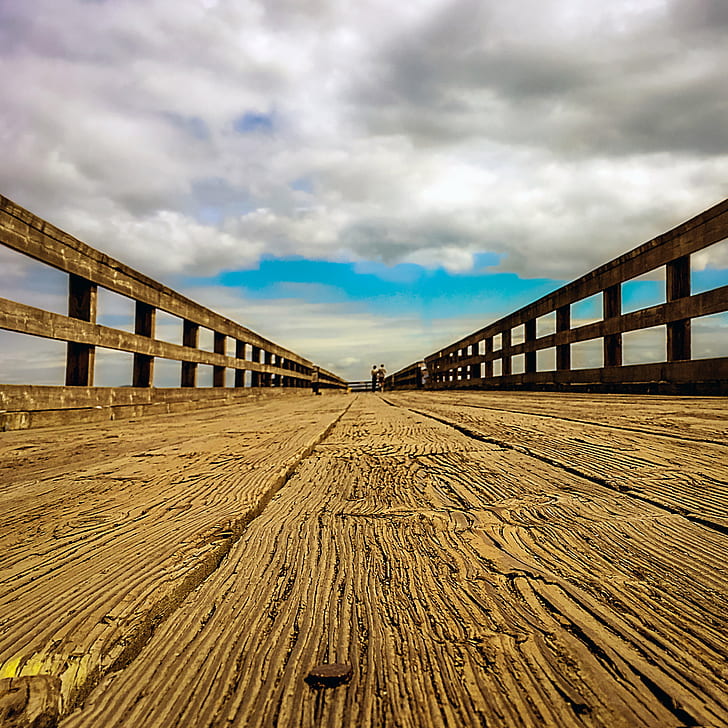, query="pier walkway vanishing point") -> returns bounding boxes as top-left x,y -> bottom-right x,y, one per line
1,391 -> 727,727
